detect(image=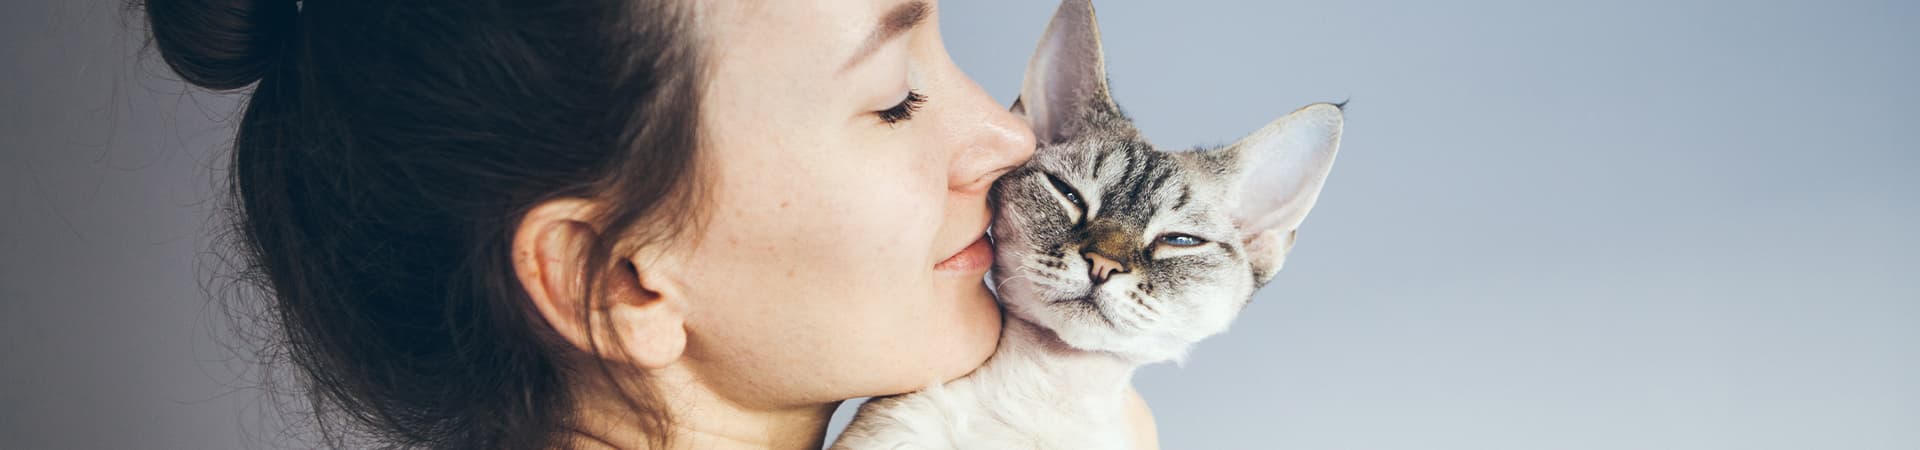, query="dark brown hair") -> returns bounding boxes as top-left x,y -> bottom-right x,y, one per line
140,0 -> 707,447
